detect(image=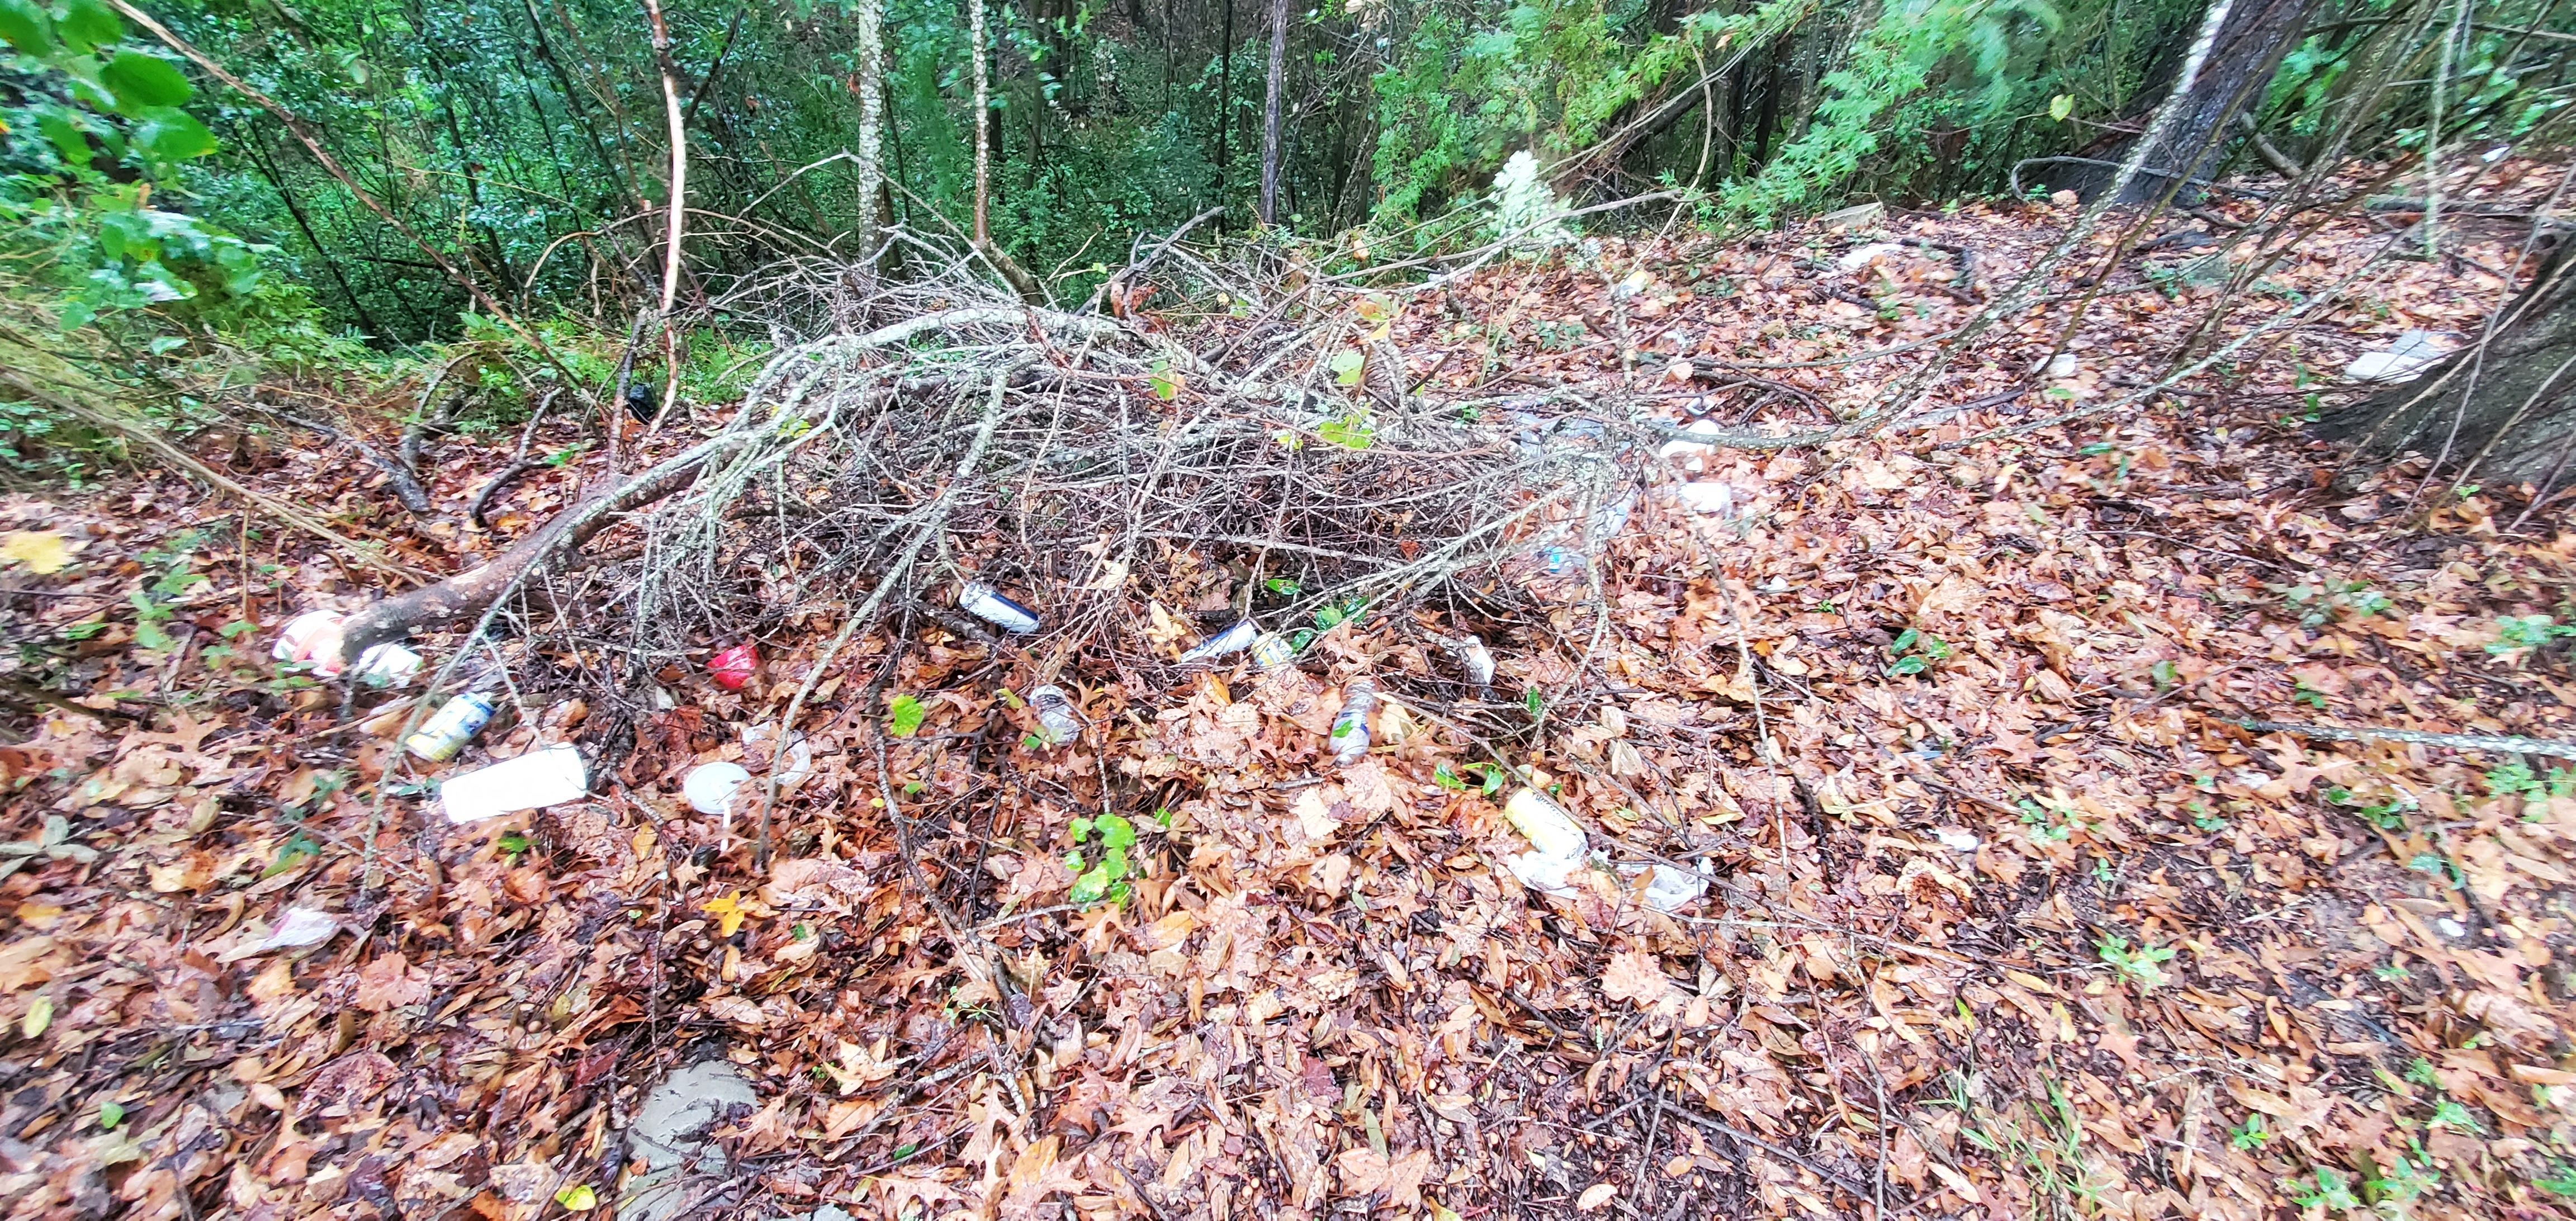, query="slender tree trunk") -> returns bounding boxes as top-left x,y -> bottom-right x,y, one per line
1259,0 -> 1287,225
1215,0 -> 1236,199
972,0 -> 992,246
640,0 -> 689,444
2317,254 -> 2576,490
853,0 -> 887,264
